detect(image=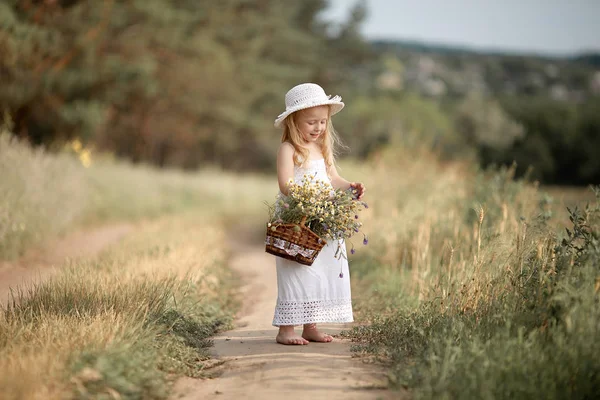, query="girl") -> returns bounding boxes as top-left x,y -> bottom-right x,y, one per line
272,83 -> 366,345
